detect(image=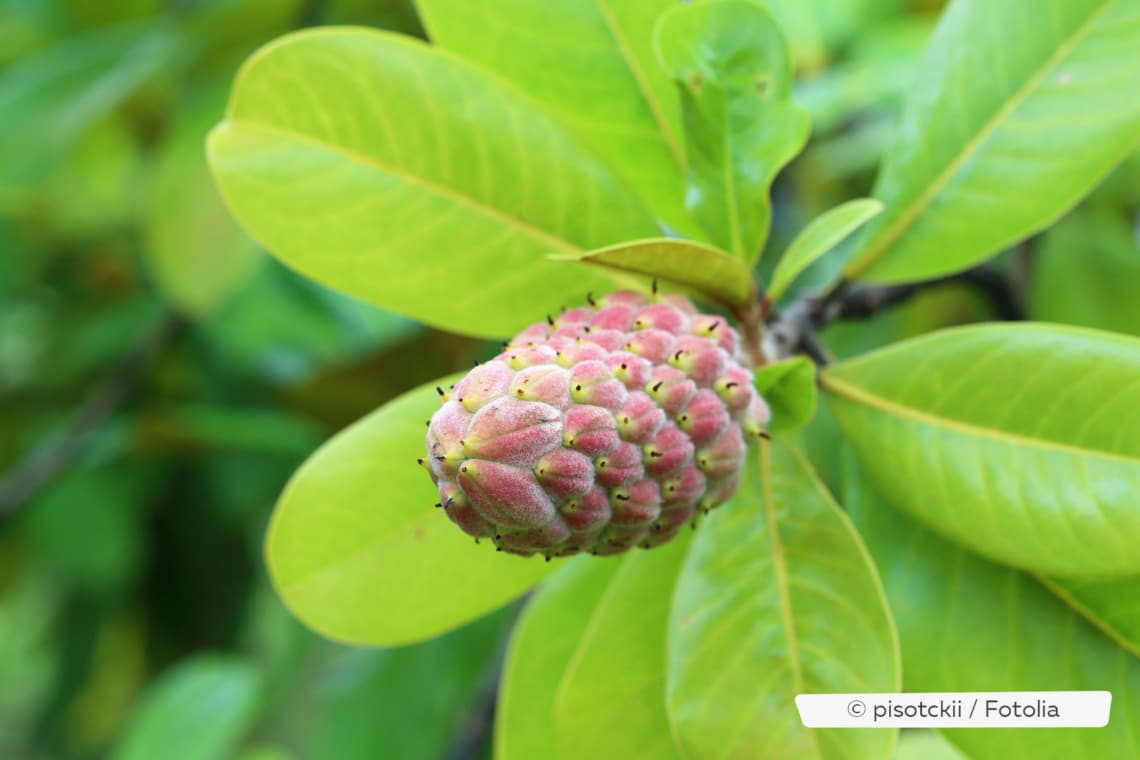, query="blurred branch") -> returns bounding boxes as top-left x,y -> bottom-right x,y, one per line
0,313 -> 185,515
765,261 -> 1026,365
